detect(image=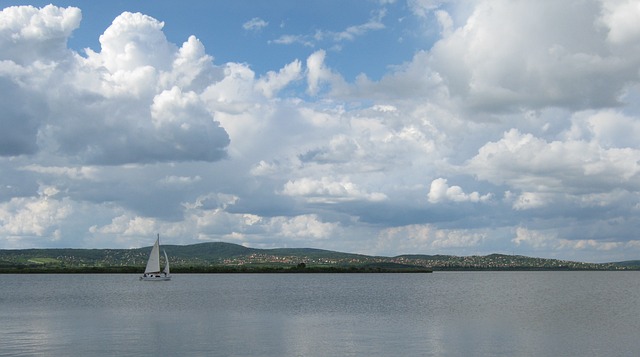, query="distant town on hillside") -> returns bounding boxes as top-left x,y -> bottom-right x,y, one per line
1,242 -> 638,273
